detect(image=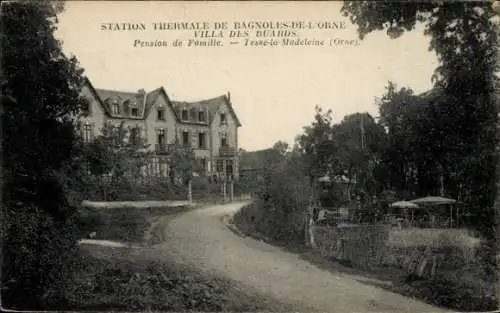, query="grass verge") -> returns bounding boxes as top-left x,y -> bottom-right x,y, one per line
53,244 -> 293,311
75,204 -> 200,244
230,201 -> 497,312
40,202 -> 294,312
